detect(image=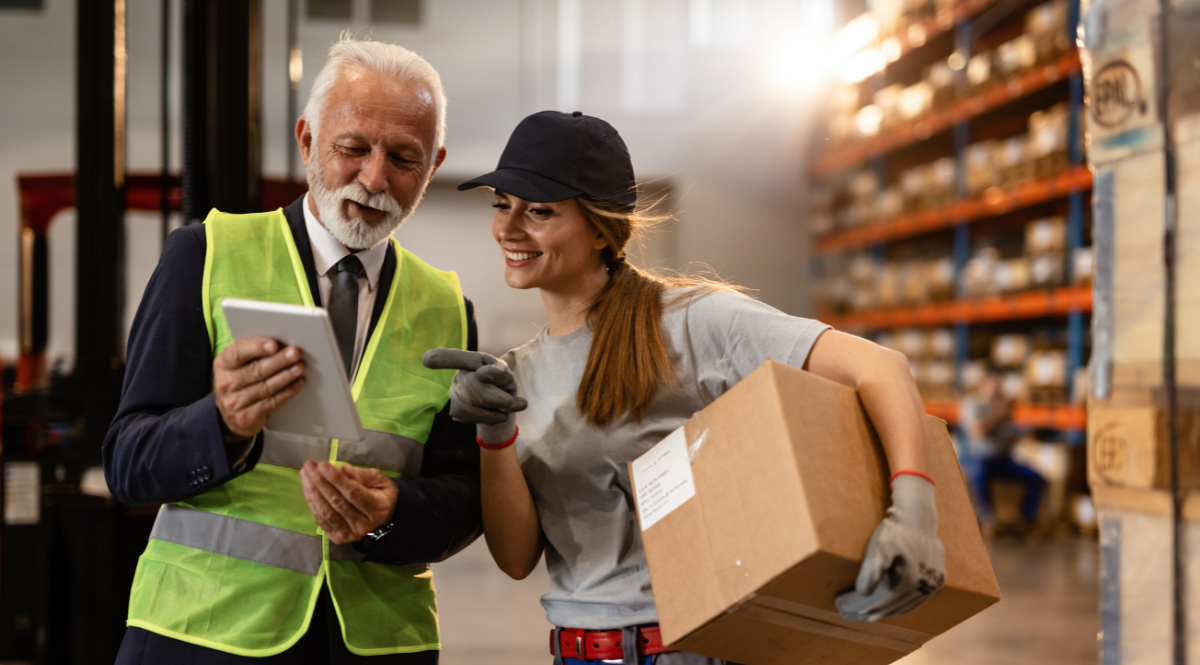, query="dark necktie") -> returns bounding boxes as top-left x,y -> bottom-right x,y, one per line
329,254 -> 363,377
